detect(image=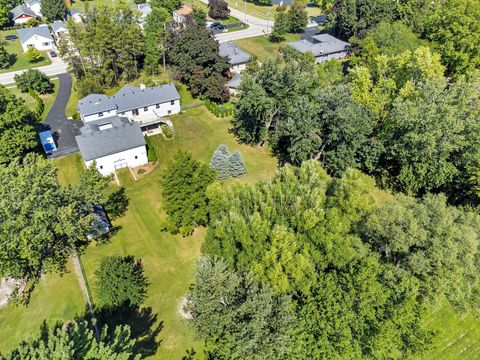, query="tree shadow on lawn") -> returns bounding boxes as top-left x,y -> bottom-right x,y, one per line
95,305 -> 164,357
